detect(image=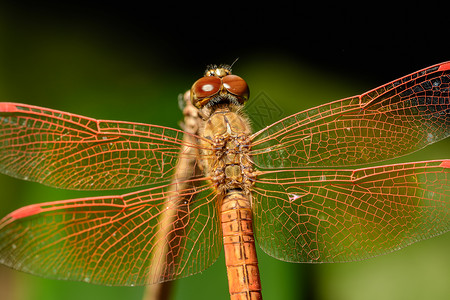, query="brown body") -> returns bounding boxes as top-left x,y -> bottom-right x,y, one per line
221,191 -> 261,300
200,105 -> 261,299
